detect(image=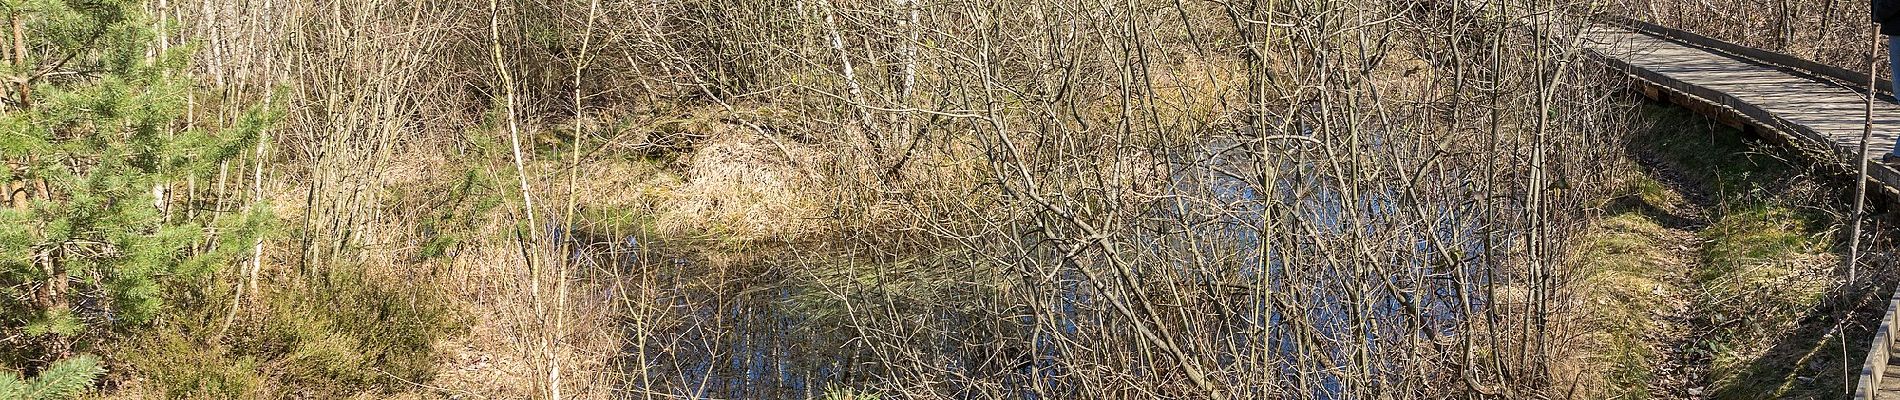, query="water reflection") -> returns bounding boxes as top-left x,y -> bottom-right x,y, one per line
596,133 -> 1518,398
